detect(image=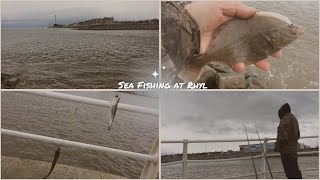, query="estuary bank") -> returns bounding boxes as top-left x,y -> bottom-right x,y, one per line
51,17 -> 159,30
